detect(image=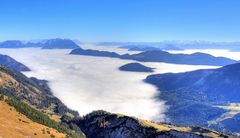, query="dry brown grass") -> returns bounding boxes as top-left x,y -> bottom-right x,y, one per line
0,100 -> 66,138
0,71 -> 18,85
138,119 -> 223,138
138,119 -> 190,132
